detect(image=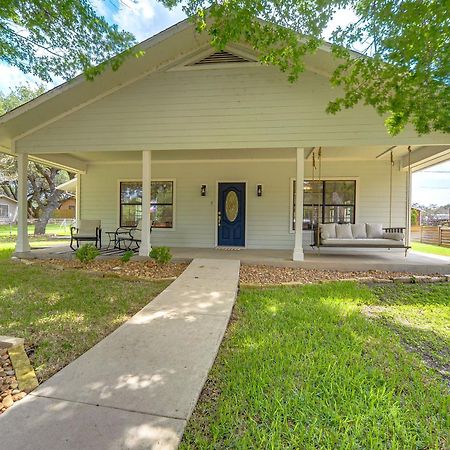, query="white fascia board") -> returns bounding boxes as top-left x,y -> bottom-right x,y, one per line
401,146 -> 450,171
